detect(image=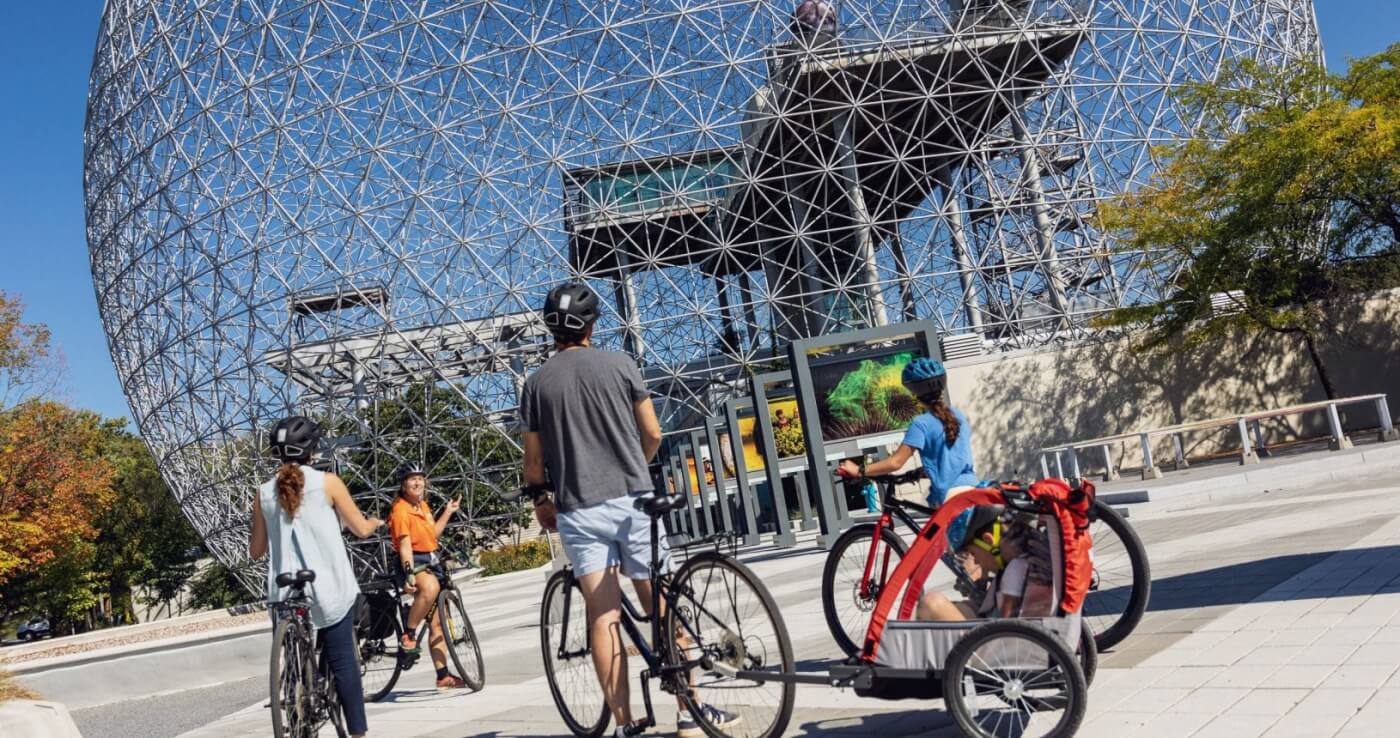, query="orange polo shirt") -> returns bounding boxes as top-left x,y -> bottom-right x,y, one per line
389,497 -> 439,554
